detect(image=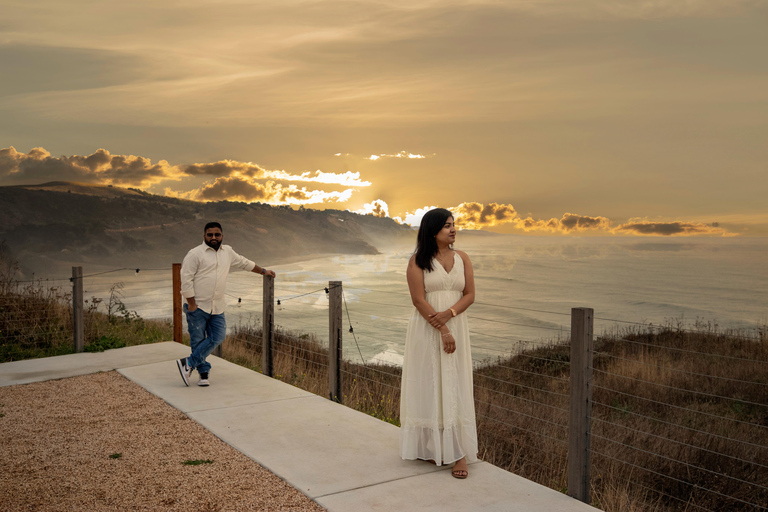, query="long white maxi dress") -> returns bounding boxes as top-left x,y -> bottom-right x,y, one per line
399,252 -> 478,466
